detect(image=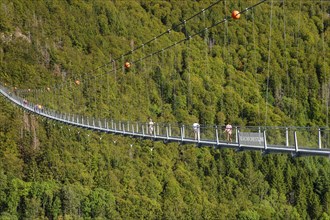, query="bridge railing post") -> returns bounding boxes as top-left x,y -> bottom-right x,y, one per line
318,128 -> 322,149
294,131 -> 299,154
153,123 -> 156,137
286,127 -> 289,147
166,125 -> 169,140
237,129 -> 241,148
235,127 -> 238,143
263,130 -> 268,152
197,126 -> 200,143
215,126 -> 219,145
181,125 -> 185,141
